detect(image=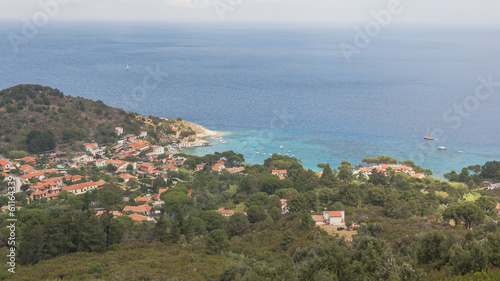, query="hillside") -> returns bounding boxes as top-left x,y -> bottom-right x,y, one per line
0,84 -> 215,154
